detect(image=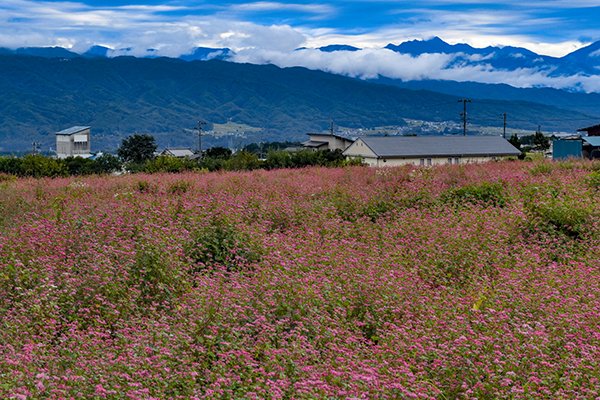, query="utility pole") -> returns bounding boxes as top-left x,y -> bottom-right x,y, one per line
503,113 -> 507,139
31,141 -> 40,155
196,119 -> 207,158
458,99 -> 472,136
